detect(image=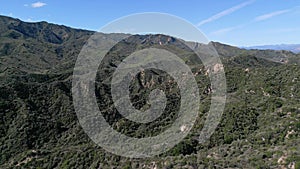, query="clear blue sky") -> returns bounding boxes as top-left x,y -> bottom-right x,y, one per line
0,0 -> 299,46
